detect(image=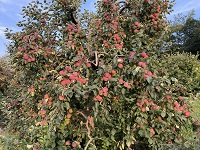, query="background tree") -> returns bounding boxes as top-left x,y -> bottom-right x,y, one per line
168,11 -> 200,56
